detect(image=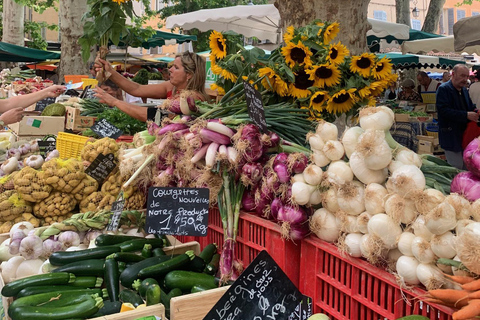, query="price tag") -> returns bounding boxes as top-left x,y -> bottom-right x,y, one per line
244,81 -> 268,133
38,135 -> 57,158
90,118 -> 123,139
35,97 -> 56,112
288,295 -> 312,320
107,196 -> 125,231
85,153 -> 117,184
203,250 -> 303,320
145,187 -> 209,236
